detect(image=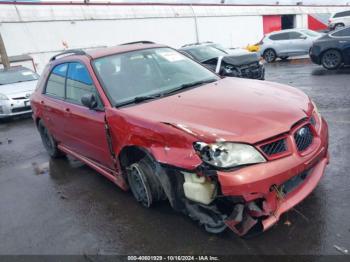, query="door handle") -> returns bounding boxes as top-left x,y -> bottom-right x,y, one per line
339,40 -> 348,43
